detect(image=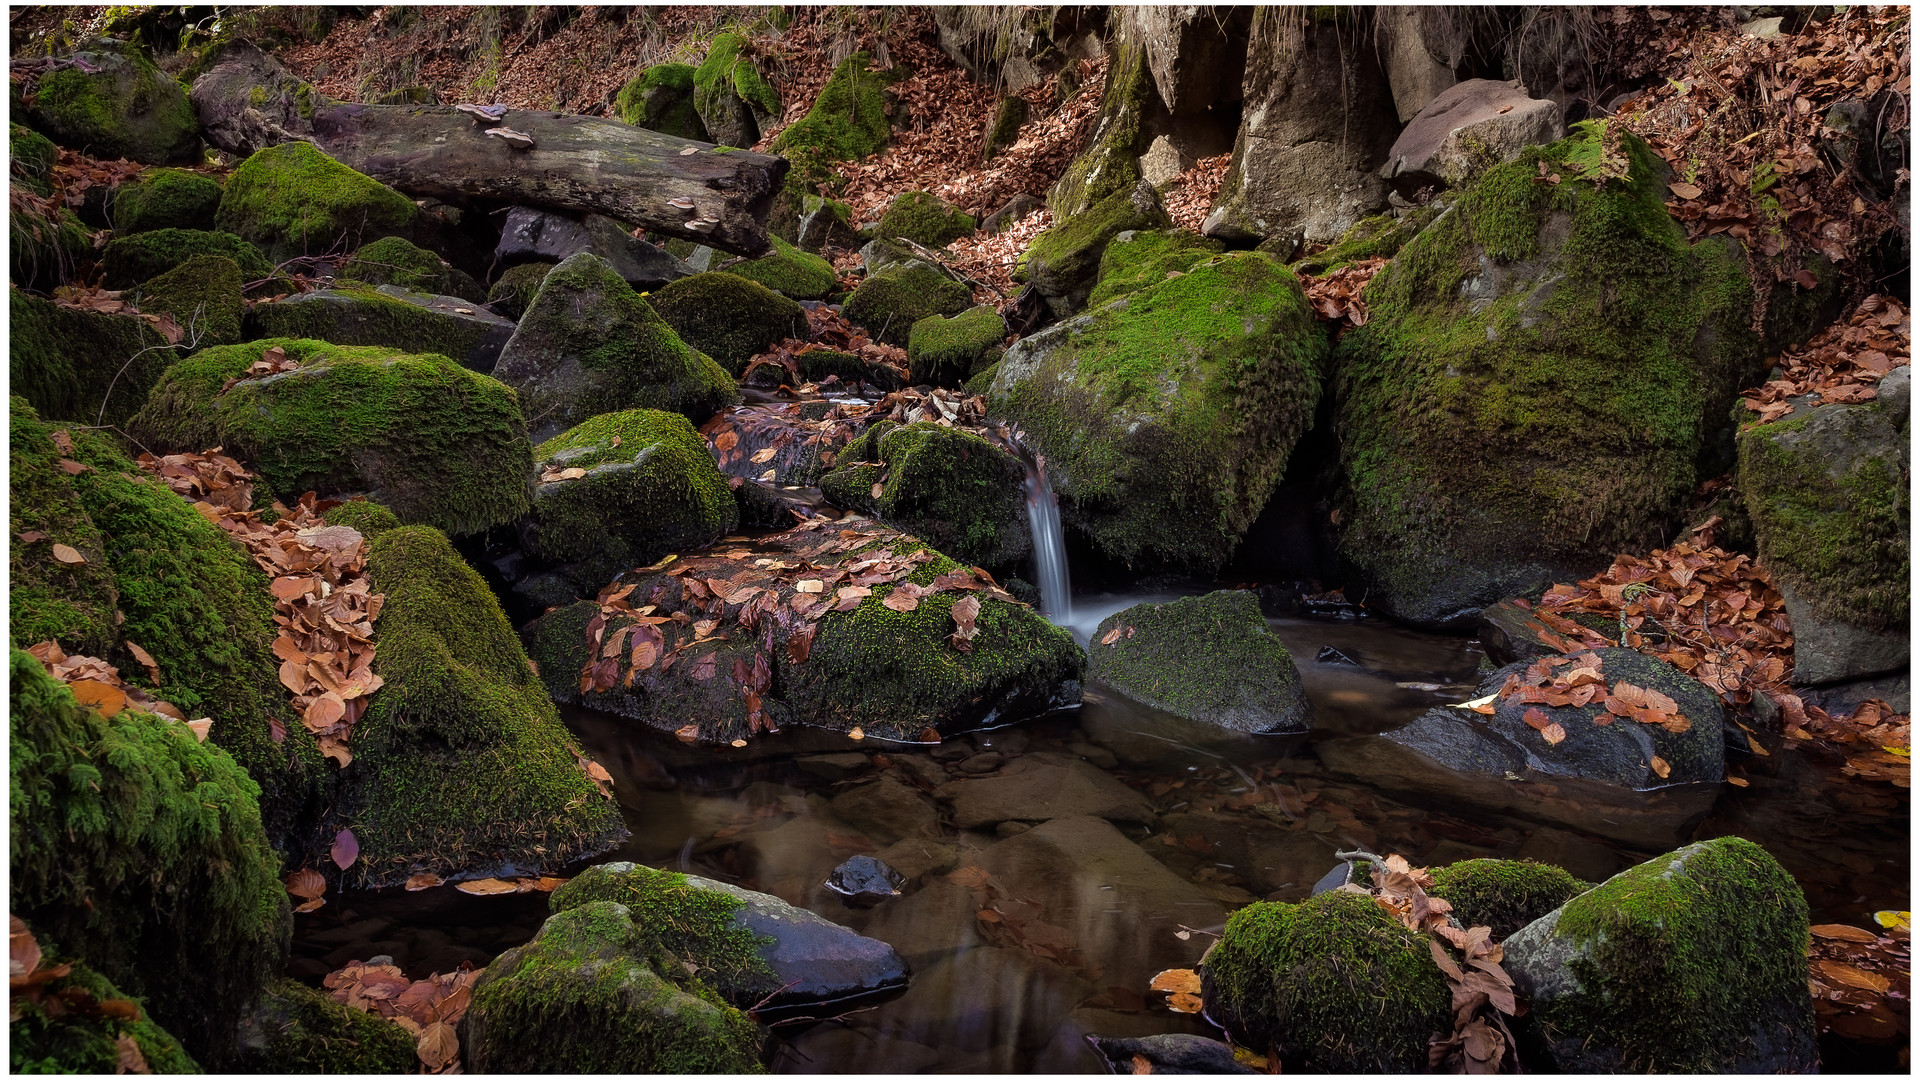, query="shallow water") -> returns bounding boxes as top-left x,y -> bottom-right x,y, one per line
291,603 -> 1909,1072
